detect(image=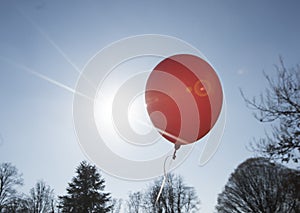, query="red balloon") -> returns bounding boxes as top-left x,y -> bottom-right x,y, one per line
145,54 -> 223,145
